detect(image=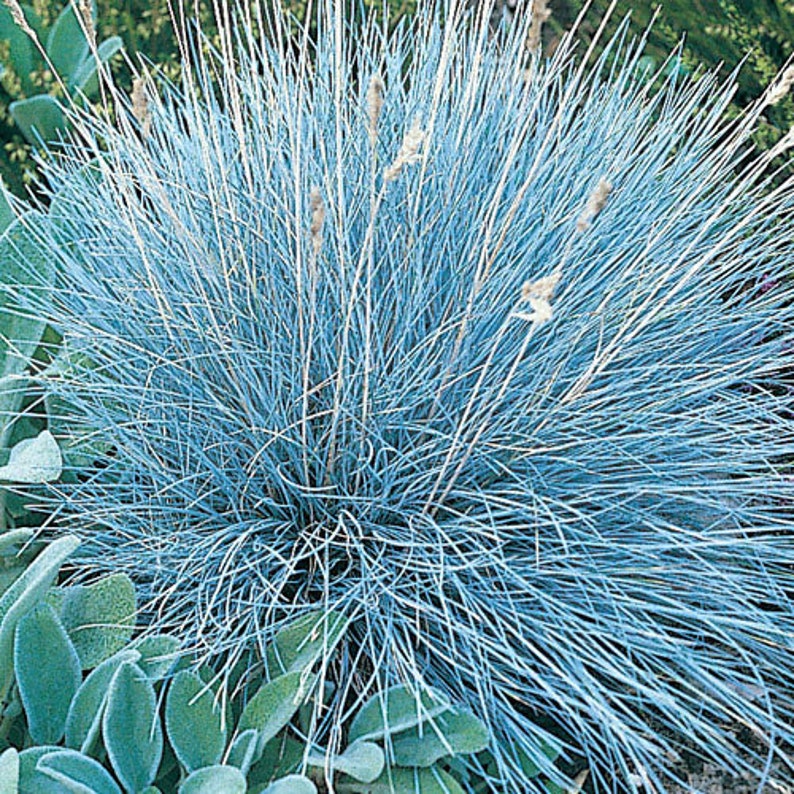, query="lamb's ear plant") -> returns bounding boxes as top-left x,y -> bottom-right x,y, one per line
0,0 -> 123,147
5,0 -> 794,790
0,536 -> 485,793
